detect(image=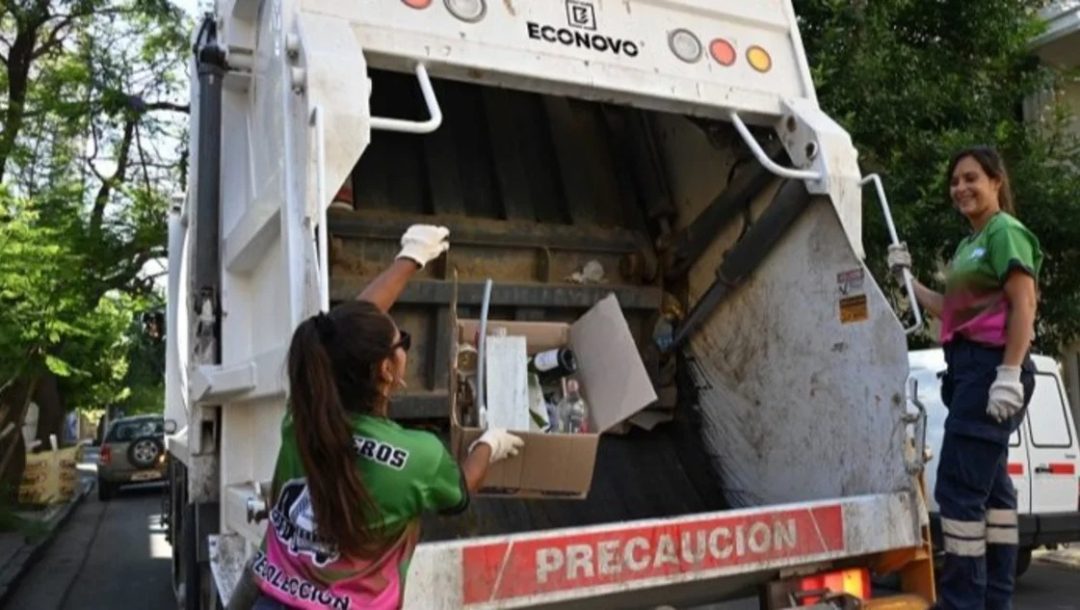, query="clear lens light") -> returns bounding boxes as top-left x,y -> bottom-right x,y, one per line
445,0 -> 486,22
669,29 -> 702,63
